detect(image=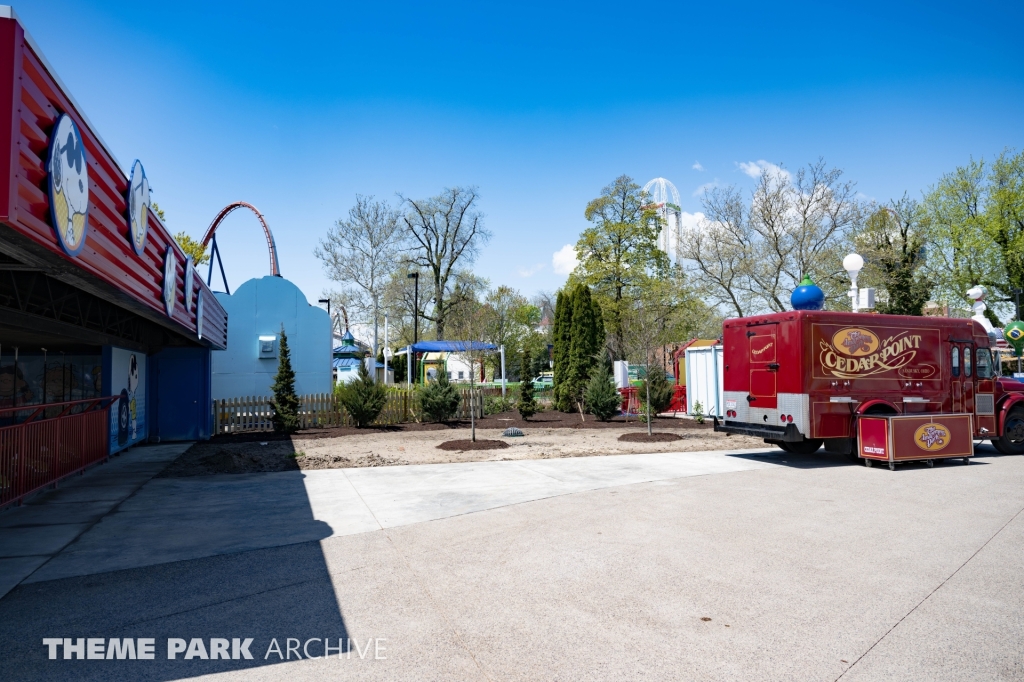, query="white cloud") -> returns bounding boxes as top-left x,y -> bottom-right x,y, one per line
679,211 -> 705,232
692,180 -> 719,197
737,160 -> 791,182
552,244 -> 578,275
692,161 -> 704,171
518,263 -> 545,277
